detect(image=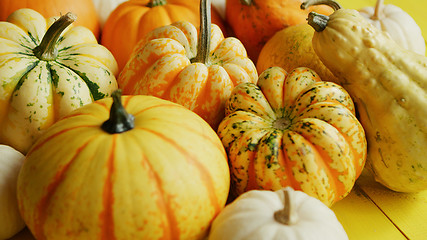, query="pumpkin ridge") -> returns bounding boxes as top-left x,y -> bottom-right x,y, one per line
141,127 -> 221,213
12,60 -> 40,93
99,135 -> 116,240
33,138 -> 93,240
